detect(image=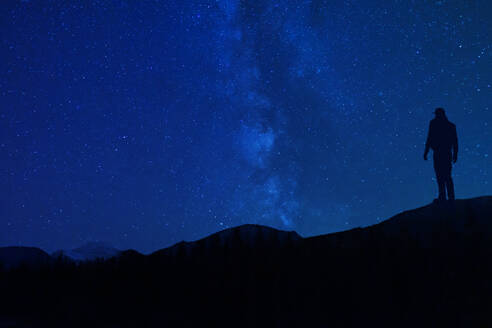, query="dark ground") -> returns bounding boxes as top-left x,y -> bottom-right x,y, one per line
1,196 -> 492,327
